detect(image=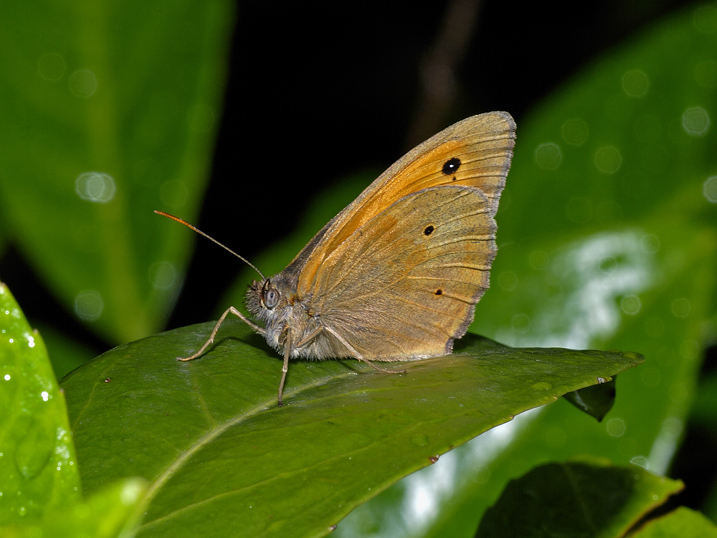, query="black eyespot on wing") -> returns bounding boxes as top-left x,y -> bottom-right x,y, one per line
434,289 -> 443,296
442,157 -> 461,176
423,225 -> 434,236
